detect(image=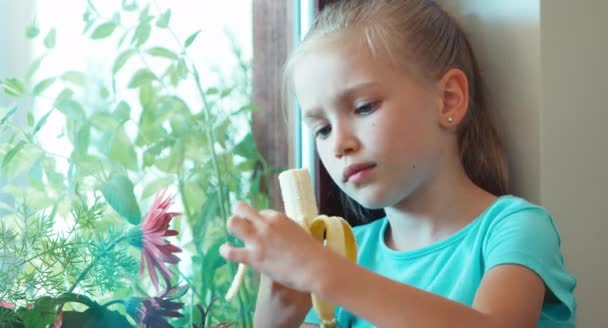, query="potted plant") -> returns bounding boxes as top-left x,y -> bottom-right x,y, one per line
0,1 -> 273,326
